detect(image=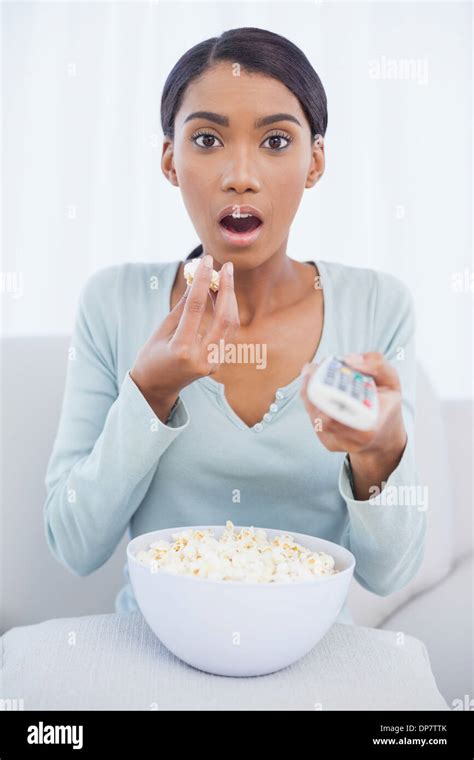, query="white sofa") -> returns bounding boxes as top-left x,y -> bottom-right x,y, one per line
1,336 -> 472,707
